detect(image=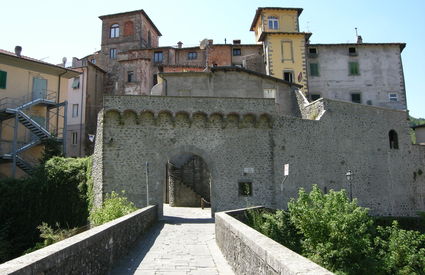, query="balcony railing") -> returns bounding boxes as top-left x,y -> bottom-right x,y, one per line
0,90 -> 58,110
